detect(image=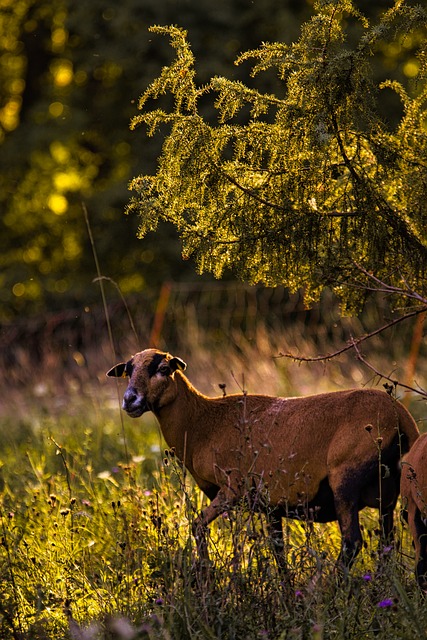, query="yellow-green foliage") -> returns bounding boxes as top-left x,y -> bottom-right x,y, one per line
128,1 -> 427,312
